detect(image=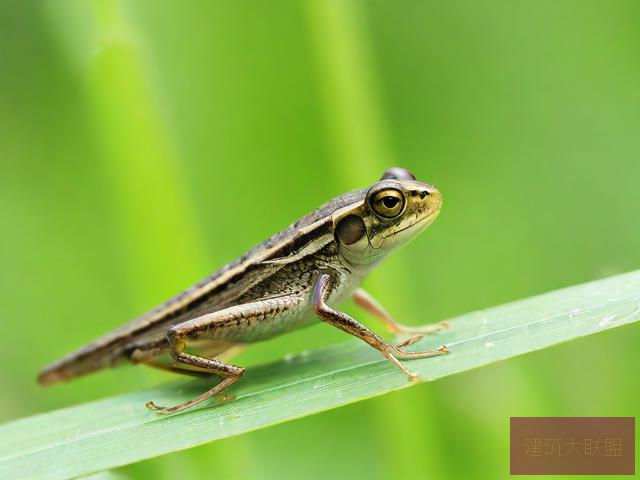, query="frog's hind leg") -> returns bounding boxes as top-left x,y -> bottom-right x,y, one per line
146,294 -> 306,414
352,288 -> 449,335
145,351 -> 244,414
